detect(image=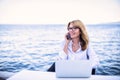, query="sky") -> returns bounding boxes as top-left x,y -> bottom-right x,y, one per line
0,0 -> 120,24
